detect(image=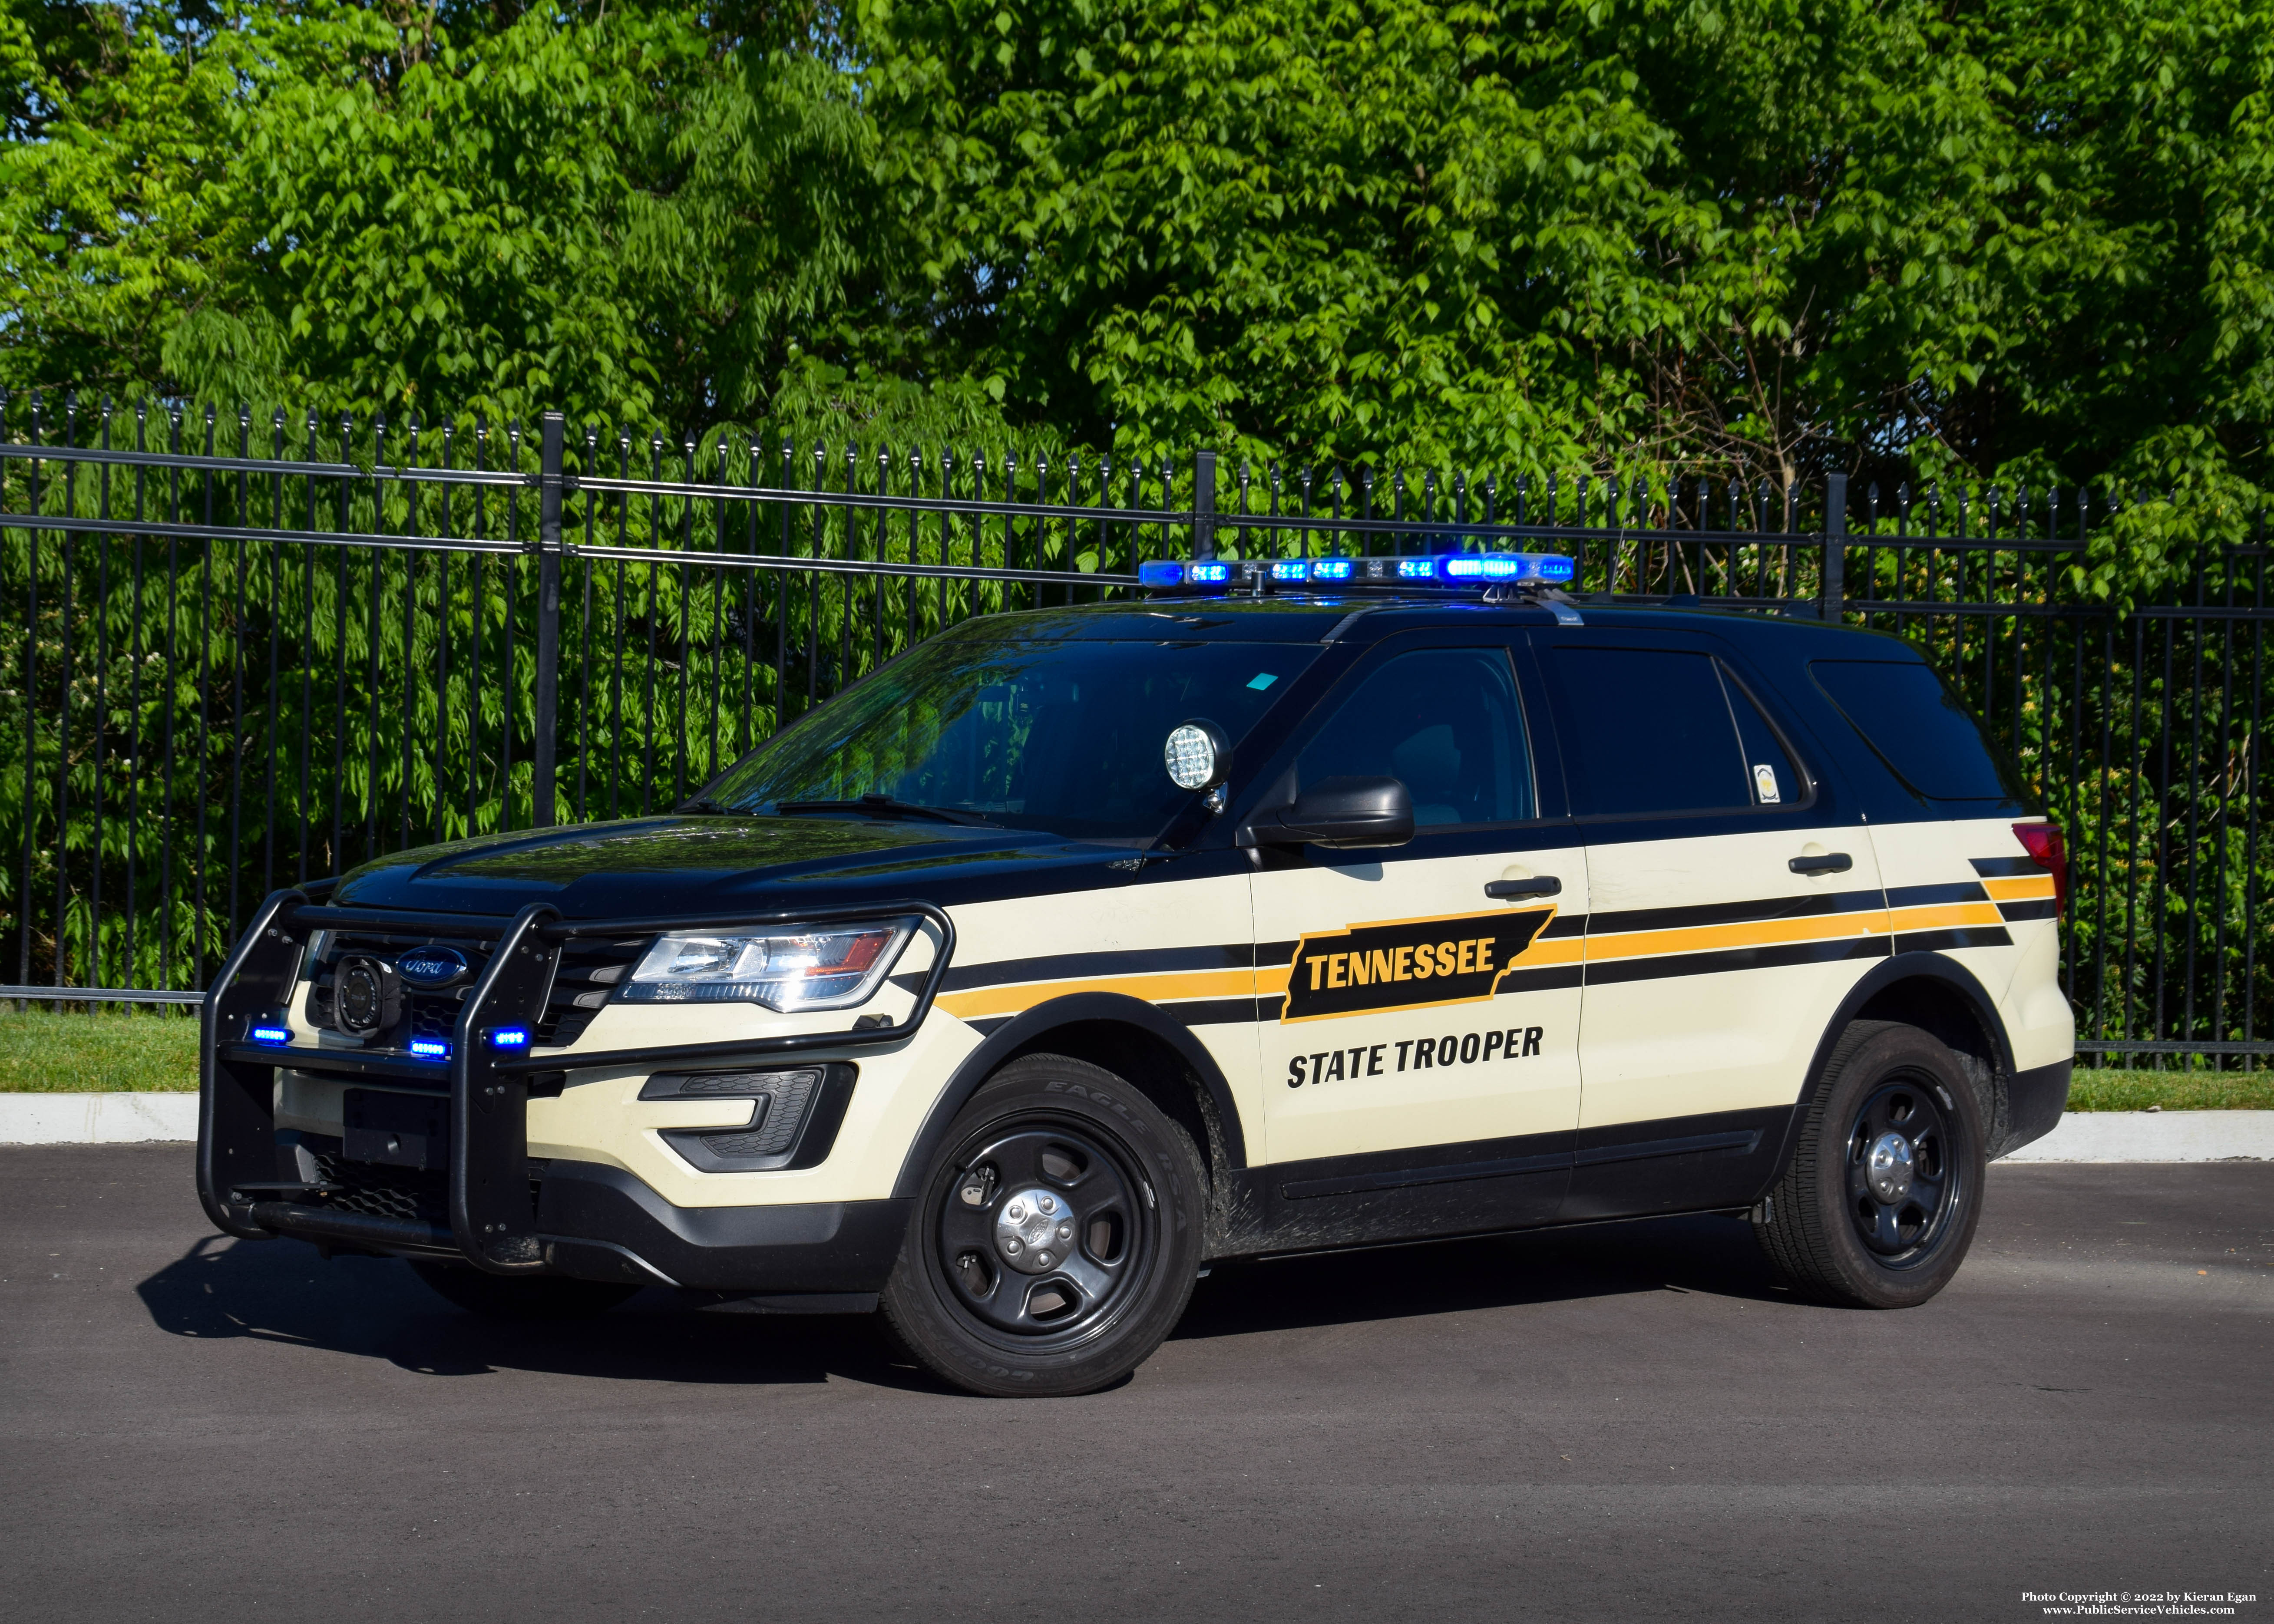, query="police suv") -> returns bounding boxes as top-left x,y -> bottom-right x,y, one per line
199,551 -> 2074,1396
